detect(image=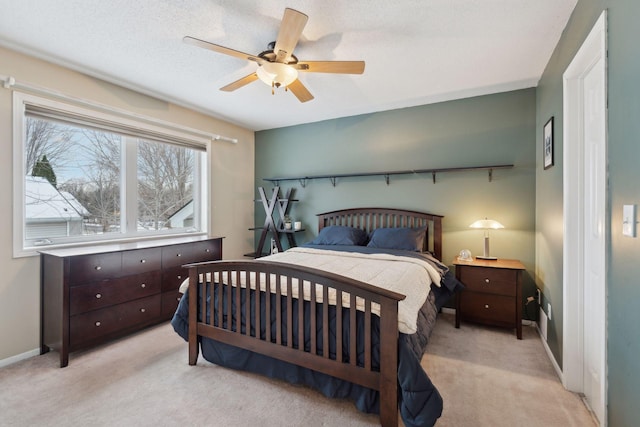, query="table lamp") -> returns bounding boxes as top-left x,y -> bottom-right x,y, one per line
469,218 -> 504,260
